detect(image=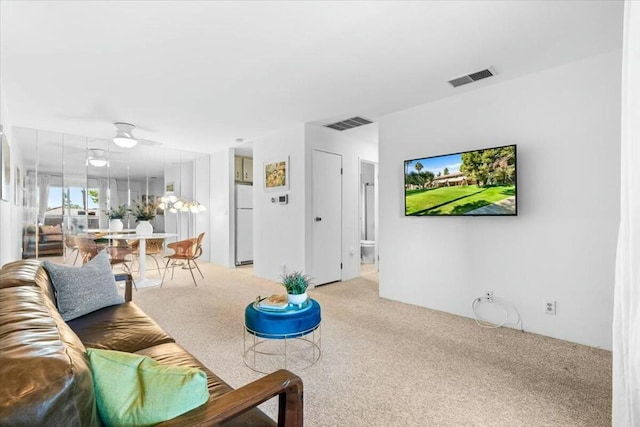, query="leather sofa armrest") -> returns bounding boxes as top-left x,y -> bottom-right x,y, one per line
157,369 -> 303,427
113,273 -> 134,302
